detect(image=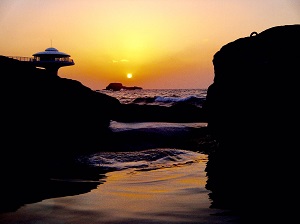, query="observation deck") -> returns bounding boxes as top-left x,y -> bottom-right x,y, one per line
8,47 -> 75,76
